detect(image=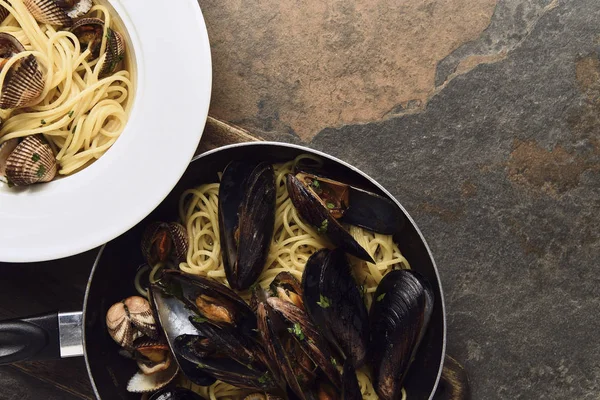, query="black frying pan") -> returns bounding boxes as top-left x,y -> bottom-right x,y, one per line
0,142 -> 466,399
